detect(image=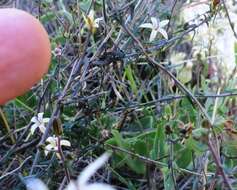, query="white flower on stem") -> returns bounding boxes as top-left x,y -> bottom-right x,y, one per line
52,45 -> 62,57
44,136 -> 71,158
26,153 -> 116,190
65,152 -> 115,190
139,17 -> 169,41
30,113 -> 50,135
83,10 -> 103,33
